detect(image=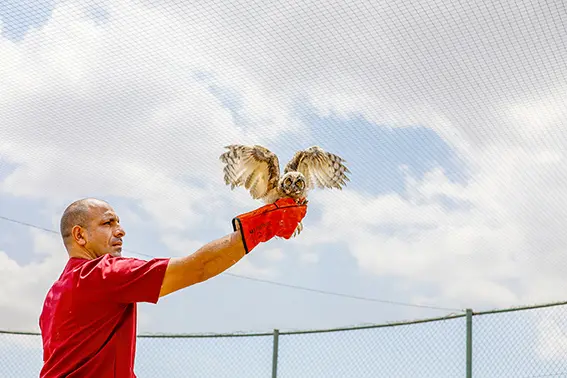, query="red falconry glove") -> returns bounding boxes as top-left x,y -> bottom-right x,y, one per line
232,197 -> 308,253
